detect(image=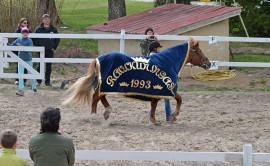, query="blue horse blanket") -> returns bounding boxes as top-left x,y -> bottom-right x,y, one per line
96,42 -> 190,99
